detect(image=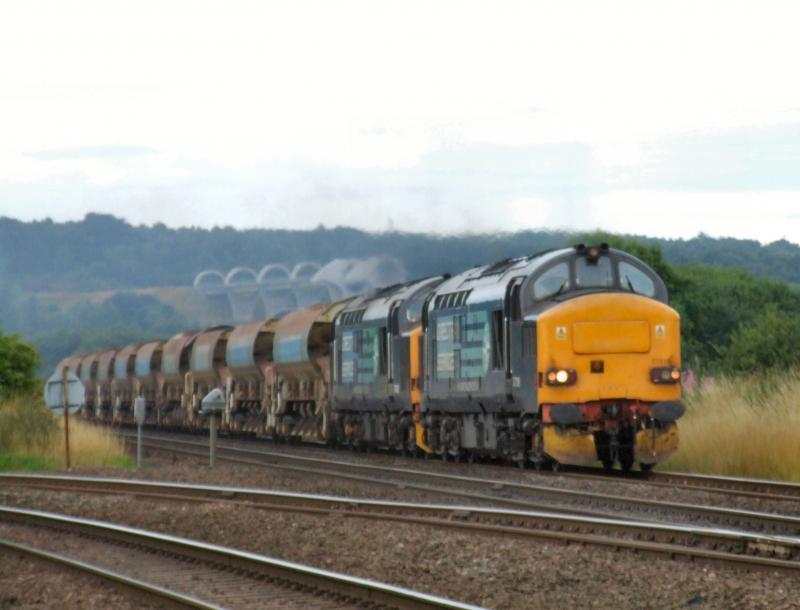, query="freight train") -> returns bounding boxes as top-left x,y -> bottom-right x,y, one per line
54,244 -> 684,471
